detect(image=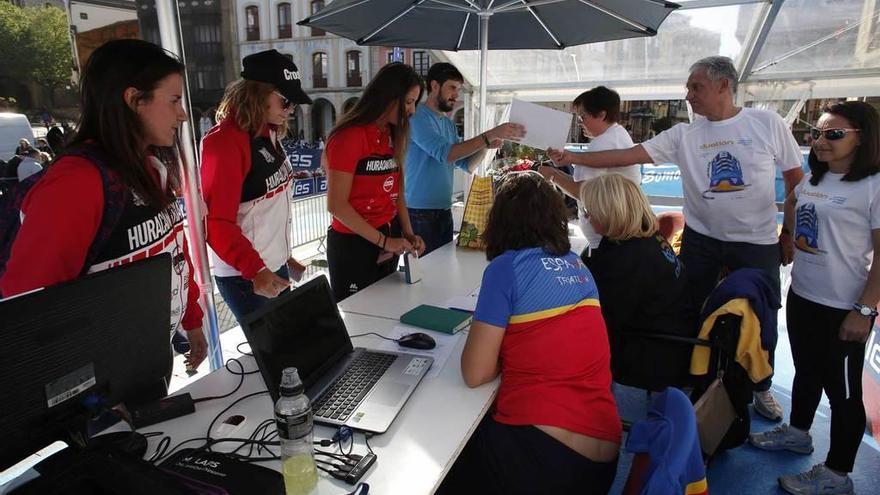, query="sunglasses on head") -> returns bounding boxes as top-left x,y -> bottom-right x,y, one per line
273,91 -> 293,110
809,127 -> 860,141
